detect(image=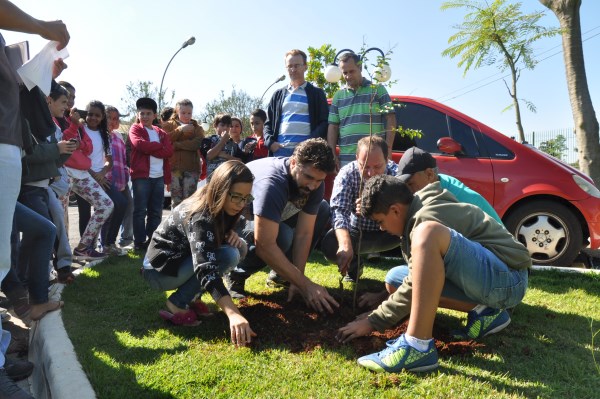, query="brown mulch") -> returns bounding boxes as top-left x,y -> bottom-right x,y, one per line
237,294 -> 485,358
